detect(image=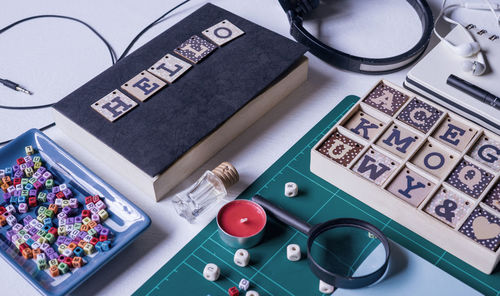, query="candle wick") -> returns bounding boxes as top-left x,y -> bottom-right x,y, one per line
240,218 -> 248,223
